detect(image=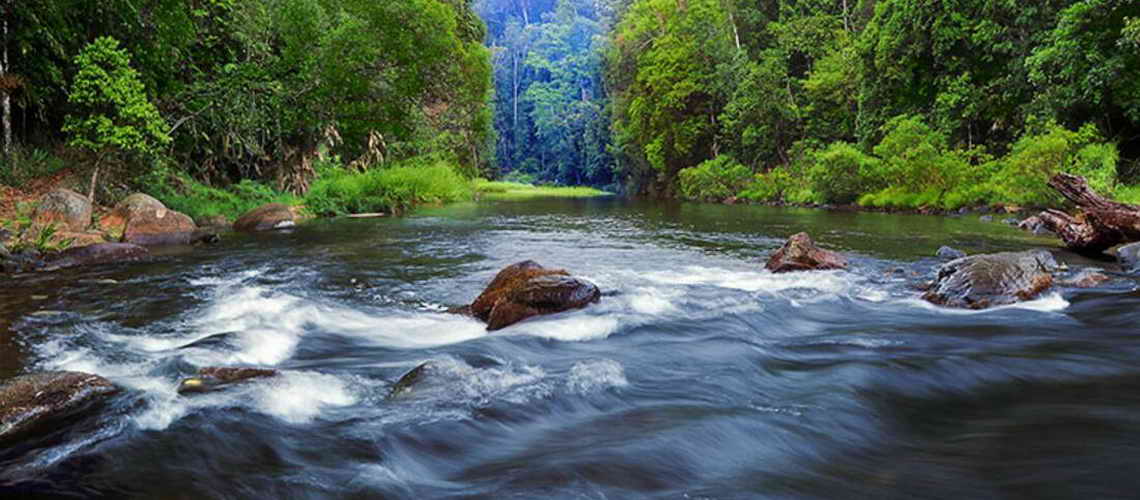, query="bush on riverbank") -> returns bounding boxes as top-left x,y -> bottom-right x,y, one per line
304,157 -> 473,216
713,117 -> 1133,210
